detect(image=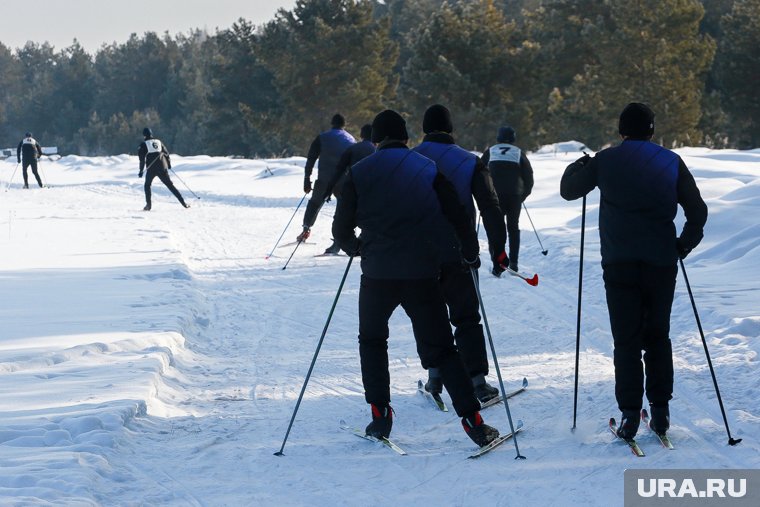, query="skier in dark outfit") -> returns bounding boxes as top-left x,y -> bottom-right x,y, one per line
17,132 -> 43,188
138,128 -> 189,211
325,124 -> 375,199
560,103 -> 707,439
297,114 -> 356,254
332,109 -> 500,447
412,104 -> 508,403
480,126 -> 534,273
